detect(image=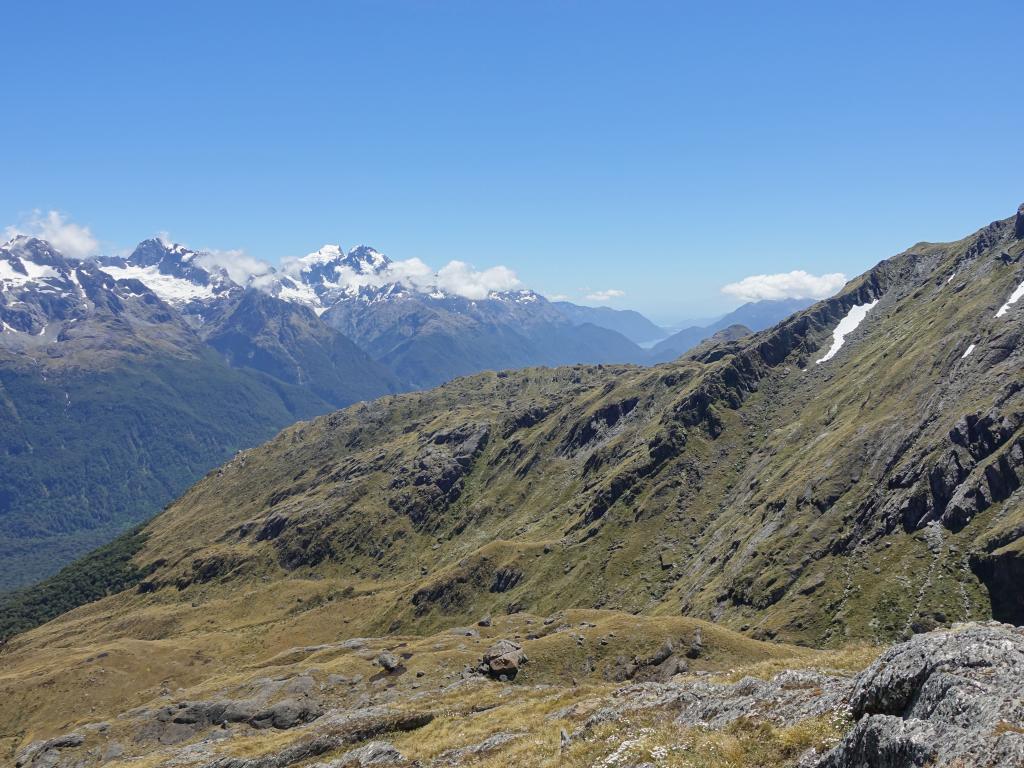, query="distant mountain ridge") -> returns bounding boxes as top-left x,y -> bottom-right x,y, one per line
552,301 -> 669,344
649,297 -> 814,361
